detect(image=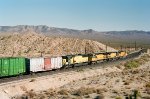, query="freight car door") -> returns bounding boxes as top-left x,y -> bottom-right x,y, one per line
1,59 -> 9,77
44,58 -> 51,70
